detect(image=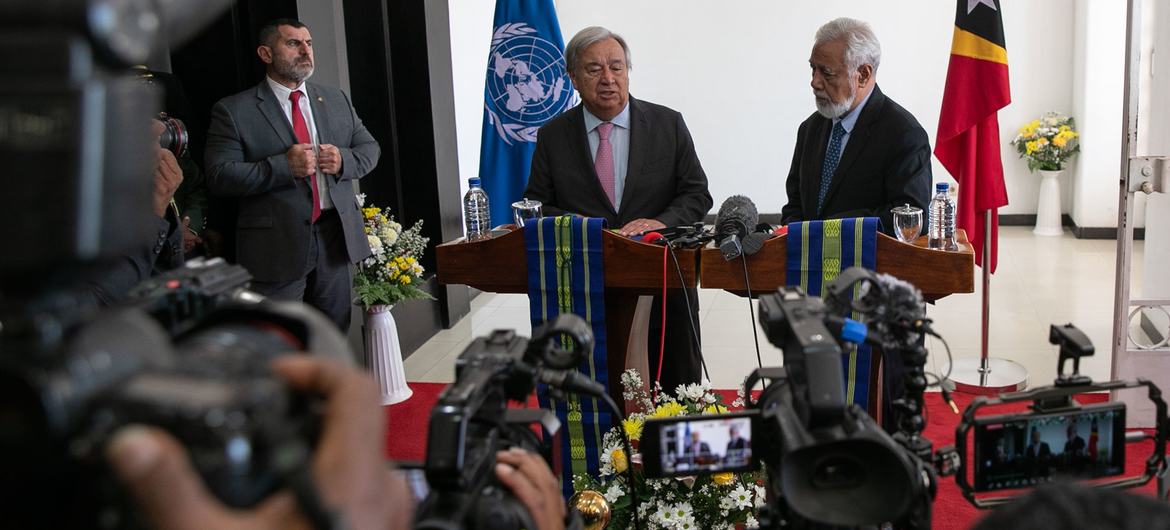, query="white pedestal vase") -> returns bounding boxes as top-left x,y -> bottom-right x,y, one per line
363,304 -> 412,405
1033,169 -> 1065,236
